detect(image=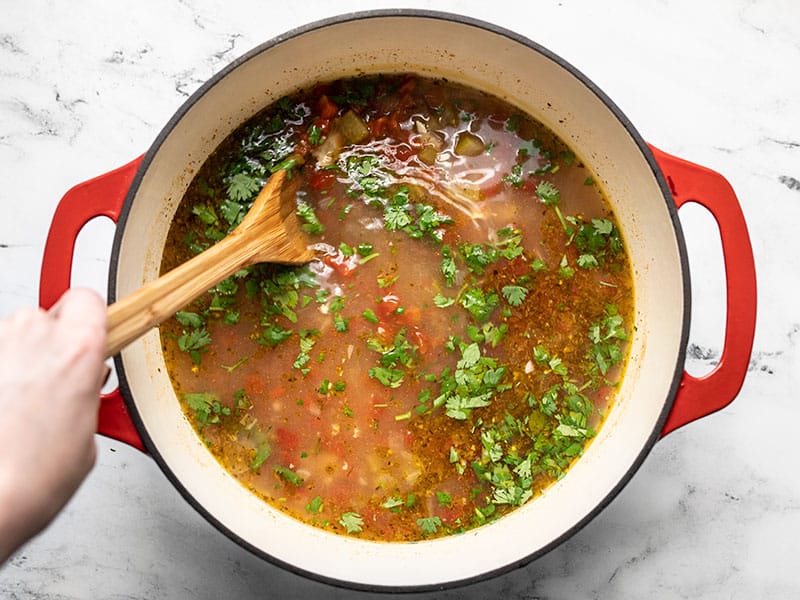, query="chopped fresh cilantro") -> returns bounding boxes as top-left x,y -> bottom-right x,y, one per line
536,181 -> 560,206
381,496 -> 404,510
227,172 -> 262,202
177,329 -> 211,364
306,495 -> 324,514
339,511 -> 364,534
259,323 -> 292,347
221,356 -> 249,373
433,293 -> 455,308
308,124 -> 323,146
191,203 -> 218,226
459,287 -> 500,322
503,163 -> 525,187
501,285 -> 528,307
417,516 -> 442,535
558,255 -> 575,279
368,366 -> 404,388
296,199 -> 325,235
251,442 -> 272,472
275,465 -> 304,487
377,273 -> 398,288
176,311 -> 204,328
440,247 -> 457,286
183,392 -> 229,427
